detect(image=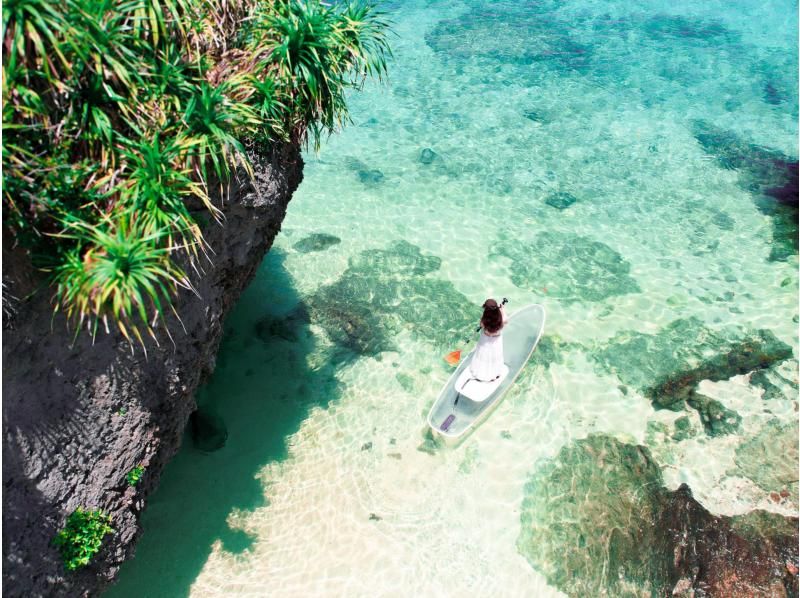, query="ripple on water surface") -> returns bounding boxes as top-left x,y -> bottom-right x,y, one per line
107,0 -> 798,595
